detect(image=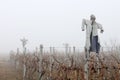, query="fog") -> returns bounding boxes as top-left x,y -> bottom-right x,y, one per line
0,0 -> 120,54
